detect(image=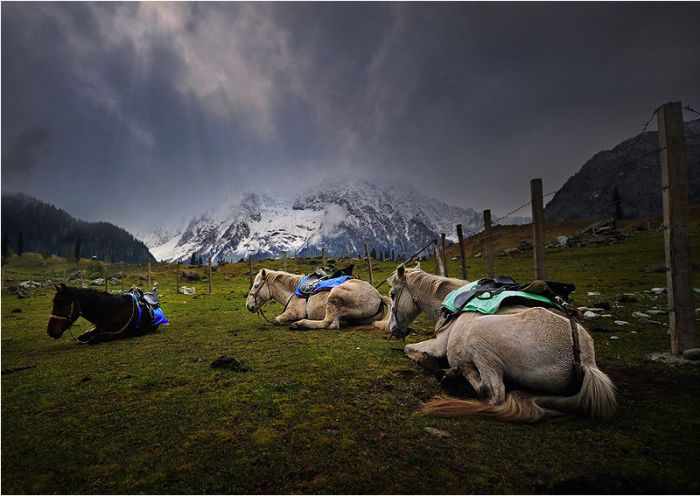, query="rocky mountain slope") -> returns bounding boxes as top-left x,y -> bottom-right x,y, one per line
545,118 -> 700,221
1,193 -> 155,264
143,179 -> 529,262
